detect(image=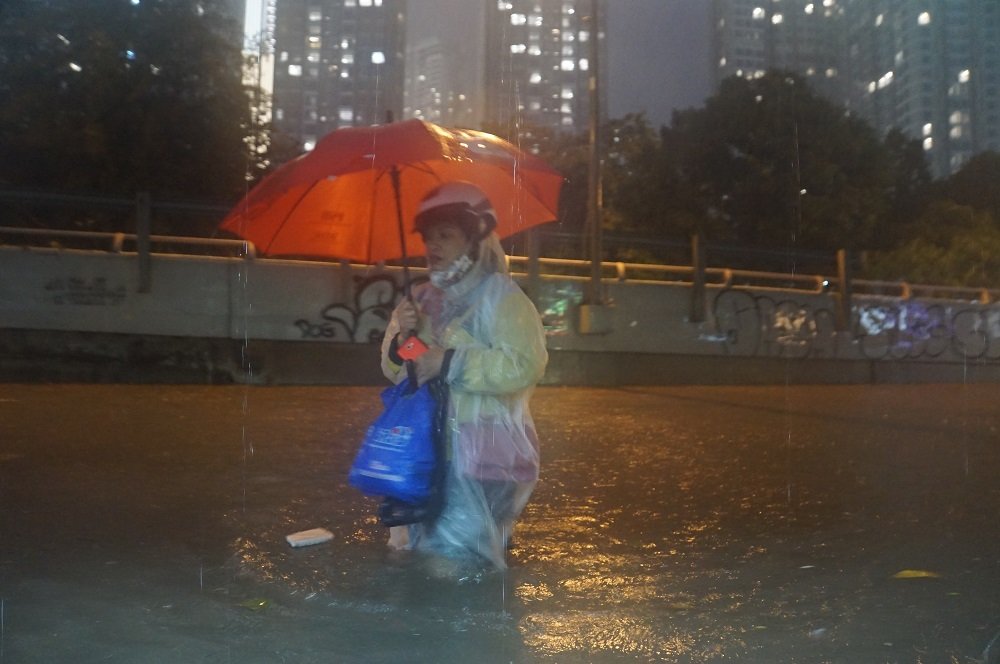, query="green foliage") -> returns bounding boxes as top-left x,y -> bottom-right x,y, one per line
938,151 -> 1000,223
664,72 -> 897,251
863,201 -> 1000,288
0,0 -> 251,216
